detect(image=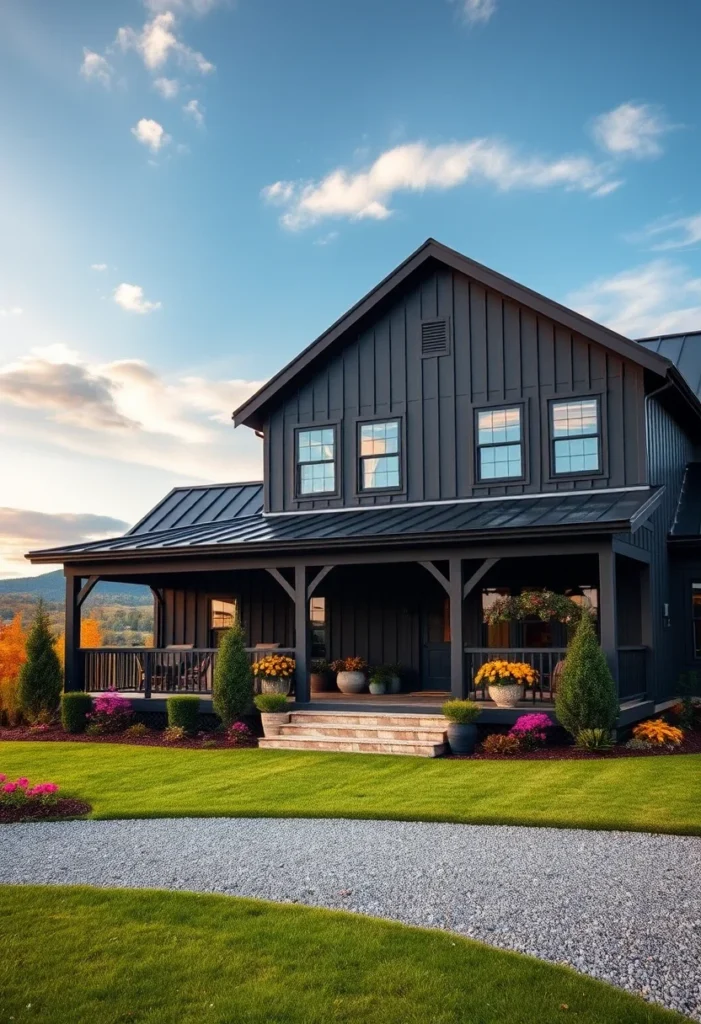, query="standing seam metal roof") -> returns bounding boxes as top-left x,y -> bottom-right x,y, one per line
128,482 -> 264,535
